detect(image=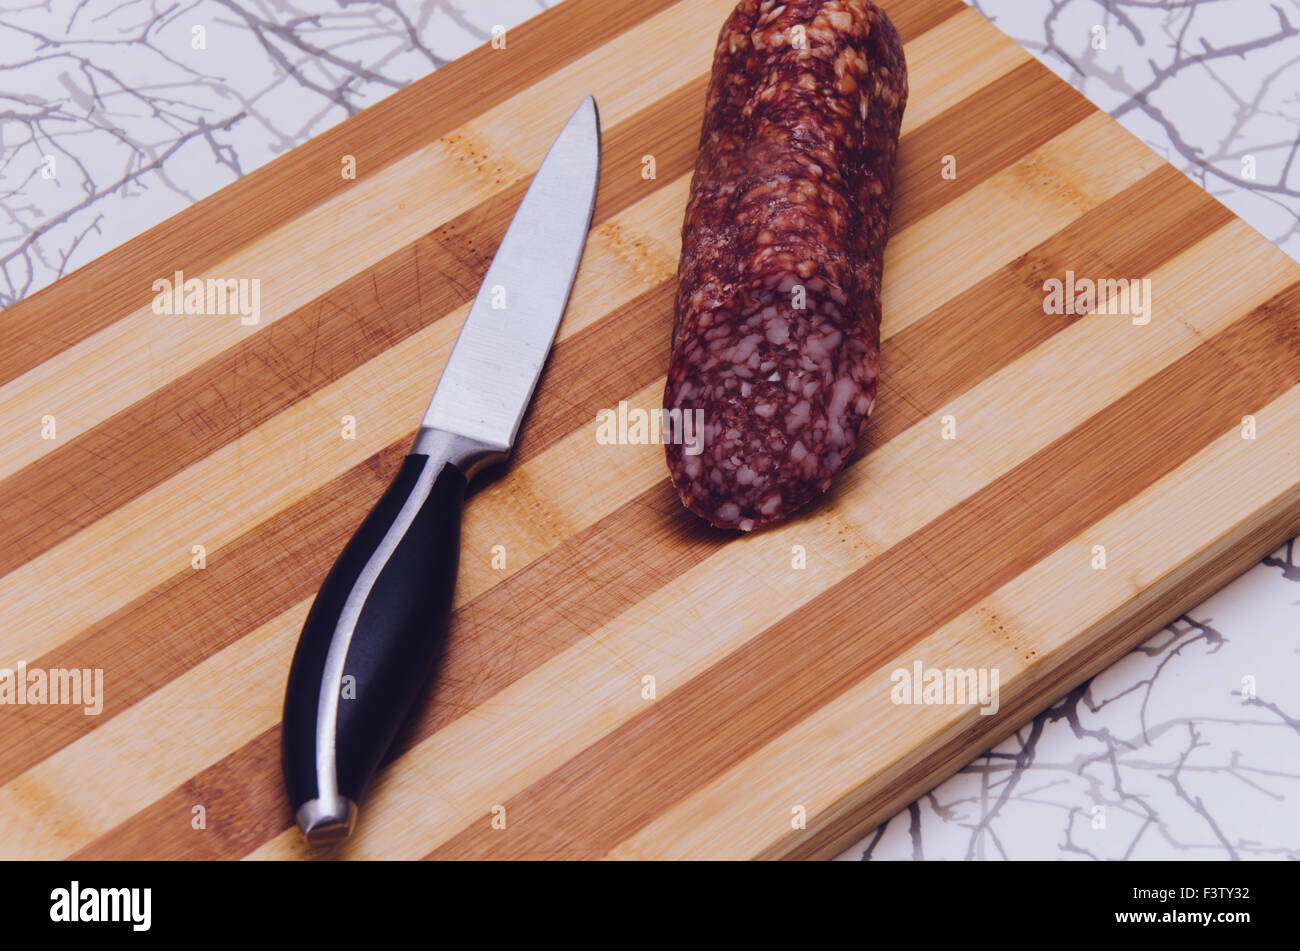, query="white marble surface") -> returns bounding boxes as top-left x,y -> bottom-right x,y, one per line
968,0 -> 1300,264
1,0 -> 1296,861
0,0 -> 559,306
